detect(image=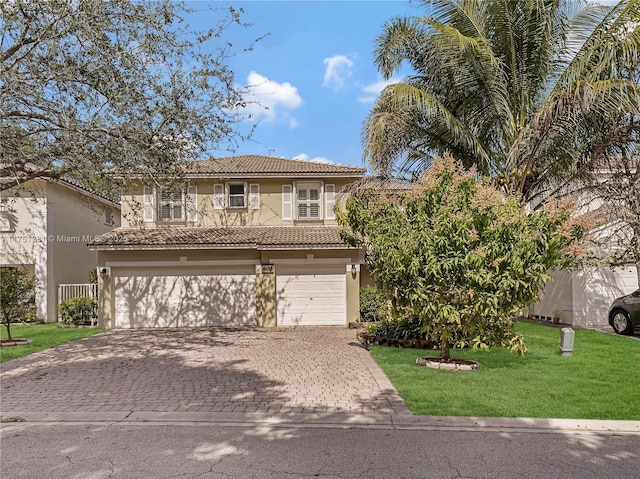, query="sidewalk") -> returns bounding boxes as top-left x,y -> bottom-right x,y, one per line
3,411 -> 639,435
